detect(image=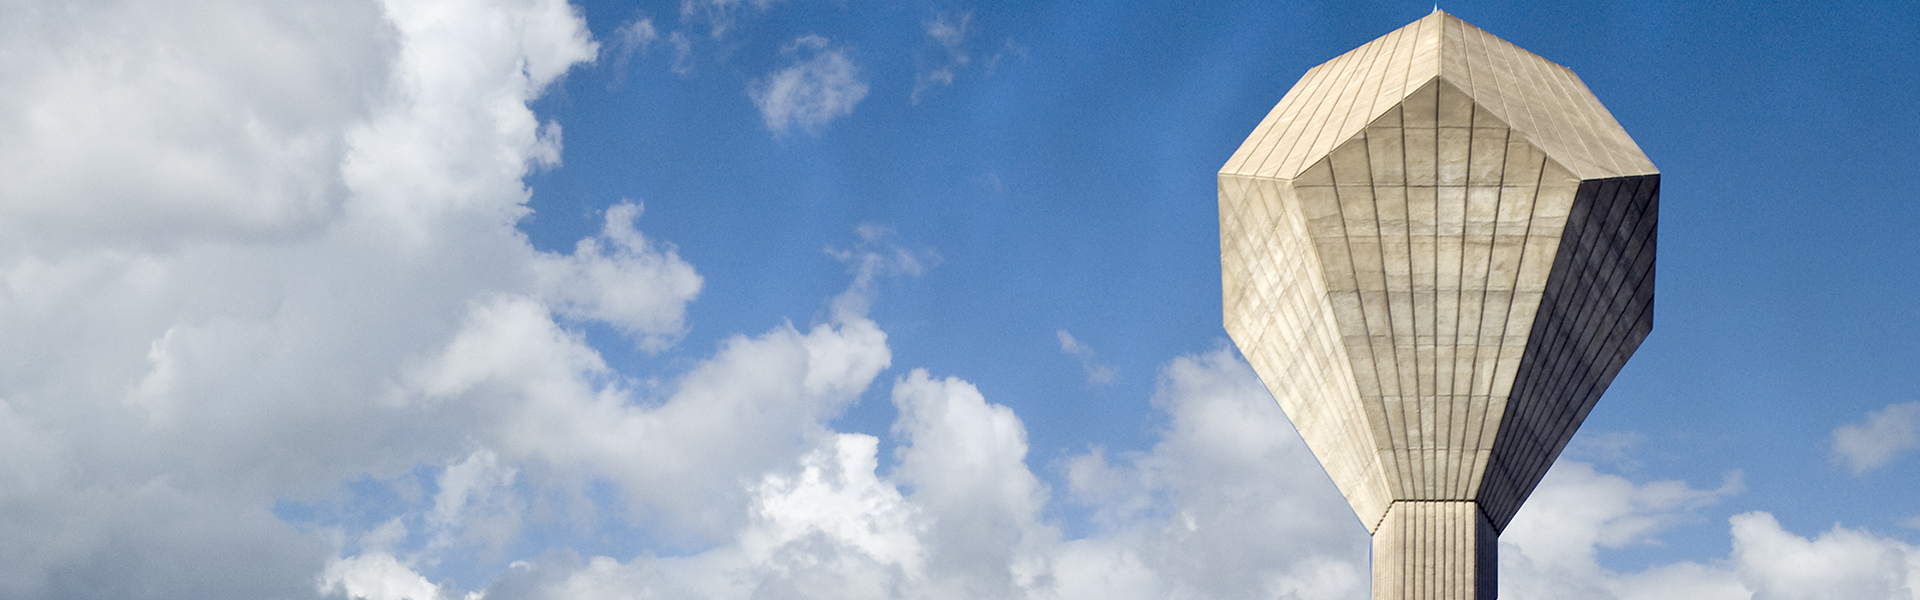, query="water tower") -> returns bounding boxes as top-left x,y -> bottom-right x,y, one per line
1219,10 -> 1657,598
